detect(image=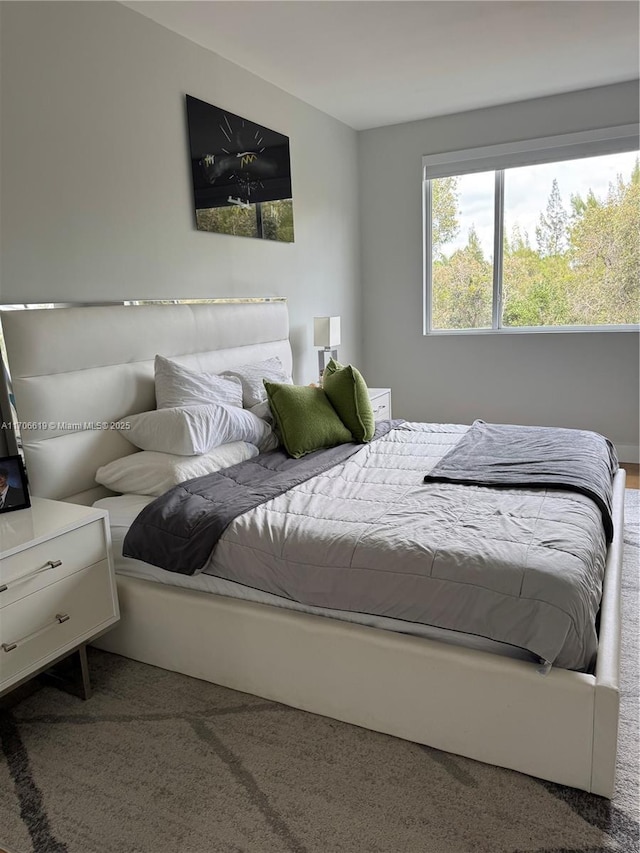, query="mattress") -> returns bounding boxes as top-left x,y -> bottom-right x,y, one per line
97,492 -> 540,665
